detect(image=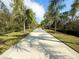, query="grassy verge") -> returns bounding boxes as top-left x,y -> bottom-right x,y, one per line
46,29 -> 79,53
0,29 -> 32,54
